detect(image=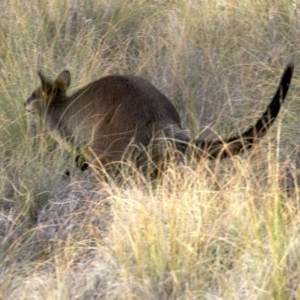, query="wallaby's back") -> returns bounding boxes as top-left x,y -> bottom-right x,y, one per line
69,75 -> 184,164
